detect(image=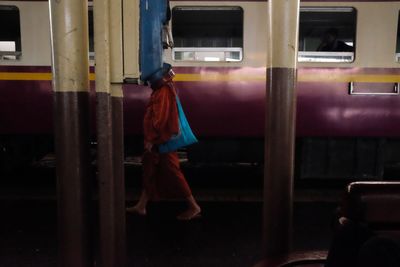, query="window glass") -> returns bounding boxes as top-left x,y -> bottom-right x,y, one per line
0,6 -> 21,60
299,7 -> 356,63
396,11 -> 400,62
172,6 -> 243,62
88,7 -> 94,60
